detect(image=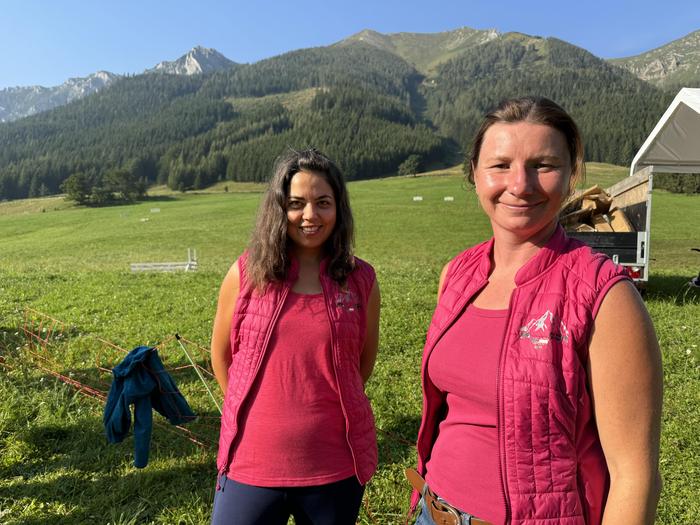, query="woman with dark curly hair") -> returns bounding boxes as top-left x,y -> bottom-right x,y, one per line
210,148 -> 380,525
